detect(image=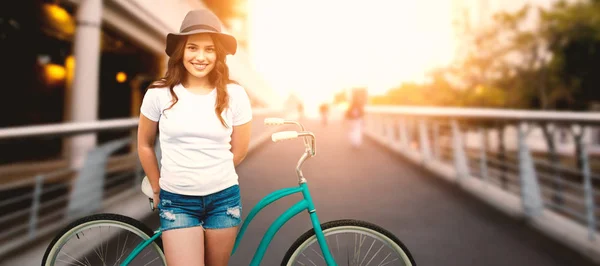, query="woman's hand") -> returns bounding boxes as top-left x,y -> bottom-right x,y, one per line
153,192 -> 160,211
